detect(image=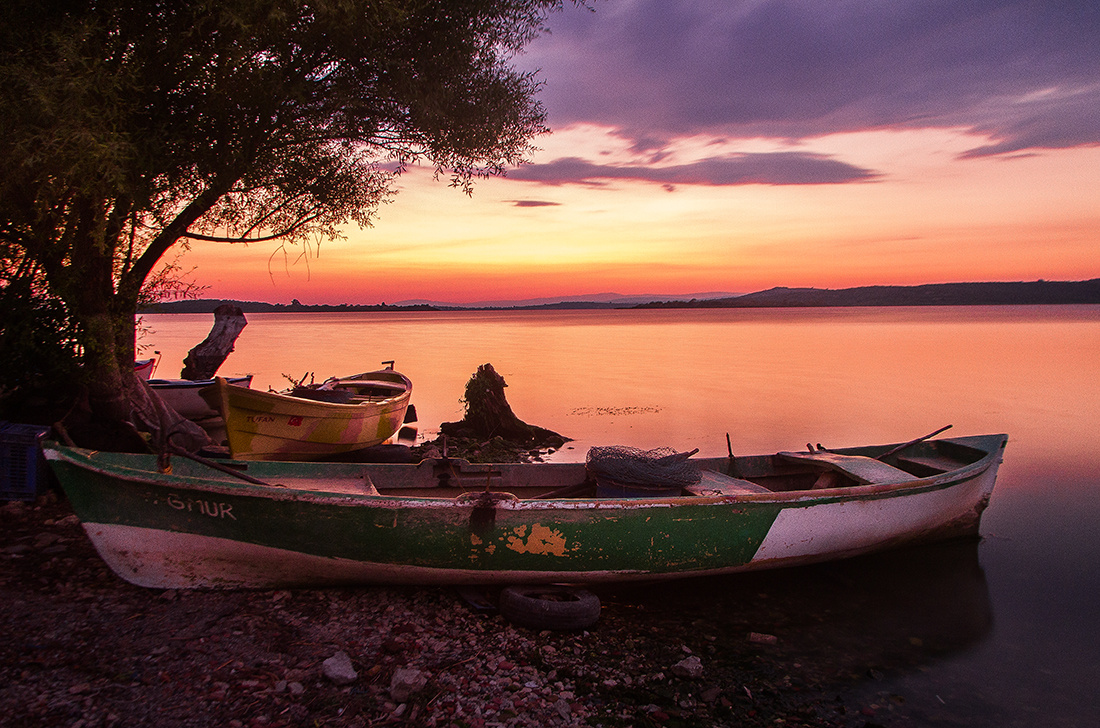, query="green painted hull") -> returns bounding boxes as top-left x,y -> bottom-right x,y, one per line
43,434 -> 1007,589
